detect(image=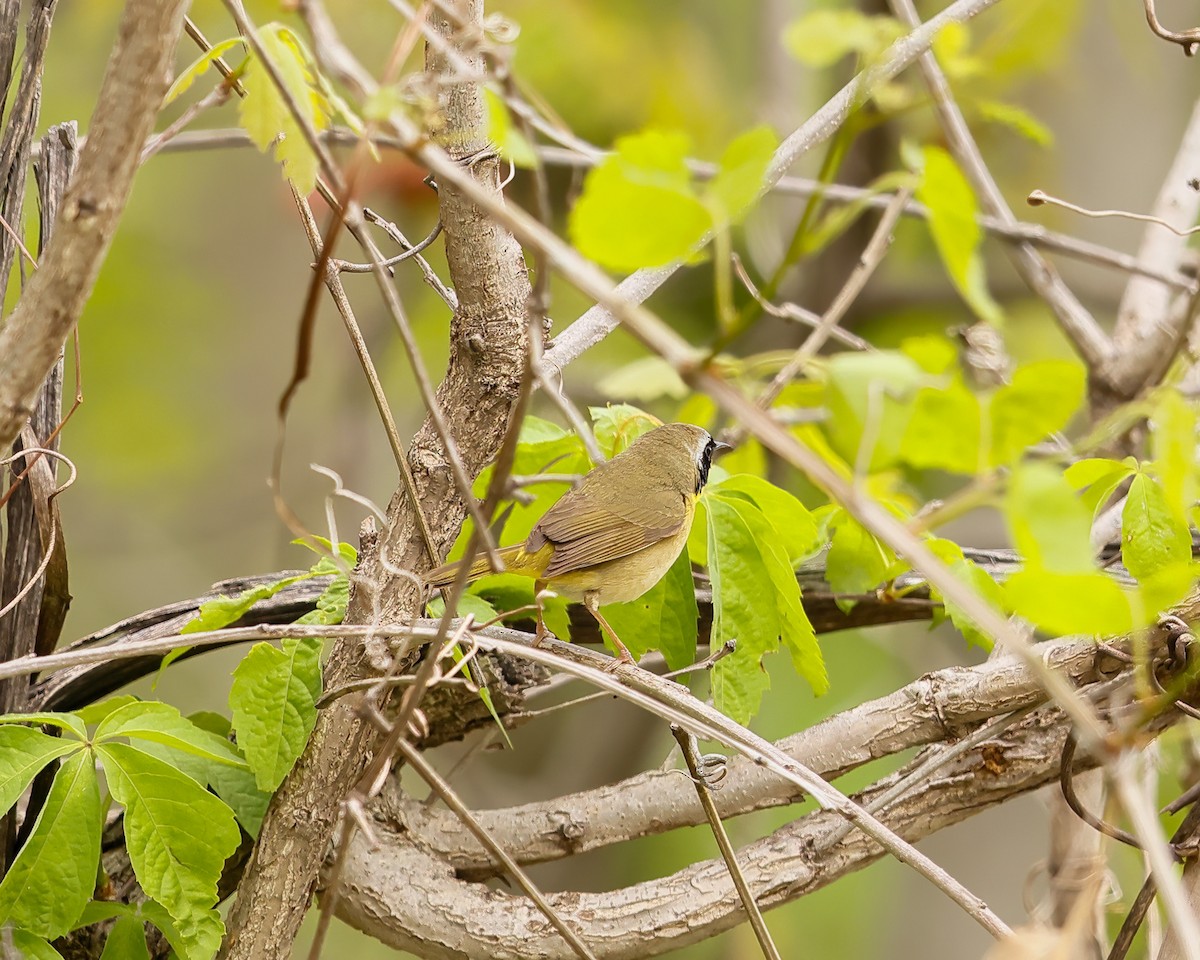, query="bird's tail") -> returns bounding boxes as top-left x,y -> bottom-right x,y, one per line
425,543 -> 530,588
